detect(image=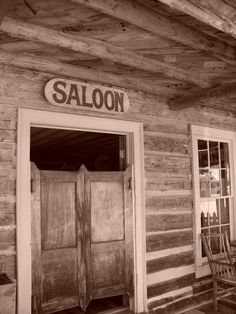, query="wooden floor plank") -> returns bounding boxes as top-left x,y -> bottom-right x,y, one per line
54,296 -> 132,314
